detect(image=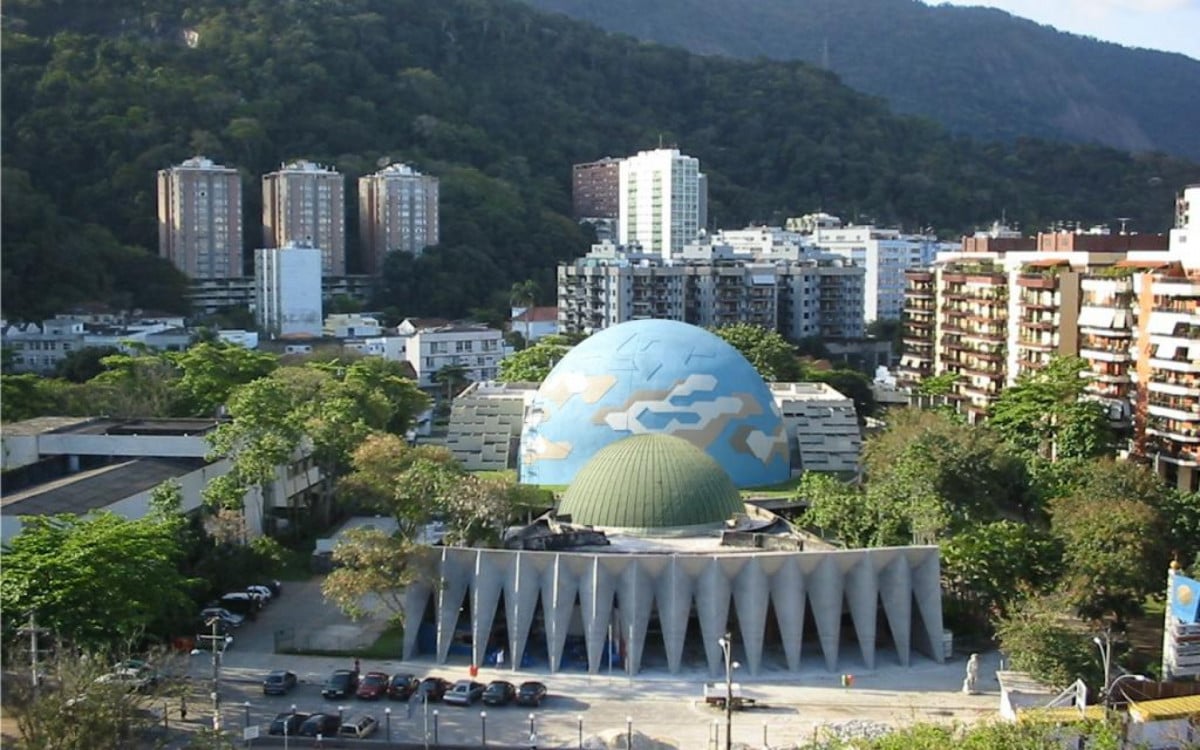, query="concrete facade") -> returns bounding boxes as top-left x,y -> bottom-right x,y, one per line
157,156 -> 243,279
400,545 -> 945,676
254,243 -> 323,337
770,382 -> 863,475
262,160 -> 346,275
358,163 -> 439,273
